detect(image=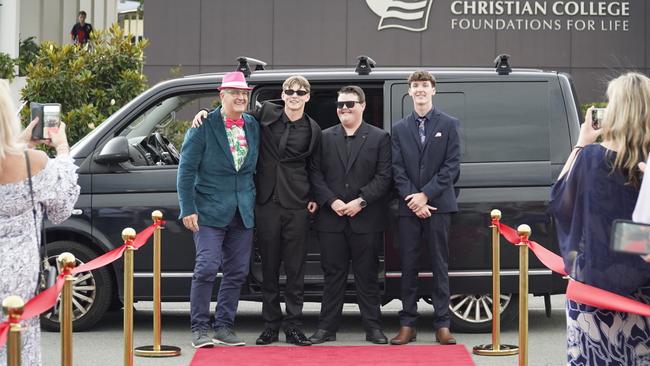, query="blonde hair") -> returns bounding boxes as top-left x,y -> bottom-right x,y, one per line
282,75 -> 310,93
601,72 -> 650,187
0,80 -> 24,161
